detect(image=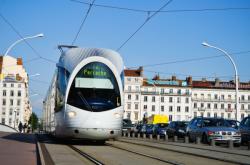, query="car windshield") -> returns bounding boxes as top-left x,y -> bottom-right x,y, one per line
203,119 -> 230,127
176,122 -> 188,127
